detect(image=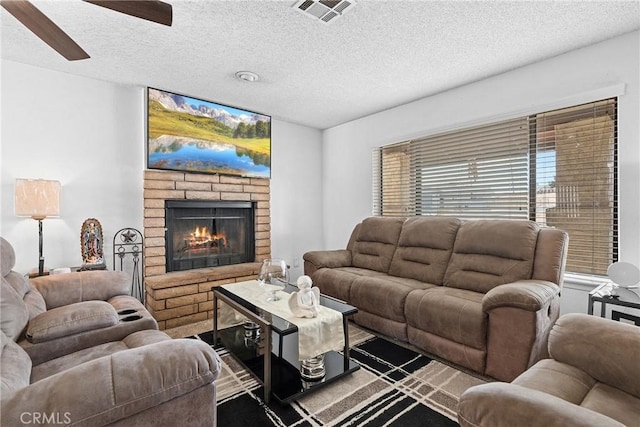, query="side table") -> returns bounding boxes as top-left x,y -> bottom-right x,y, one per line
588,282 -> 640,325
